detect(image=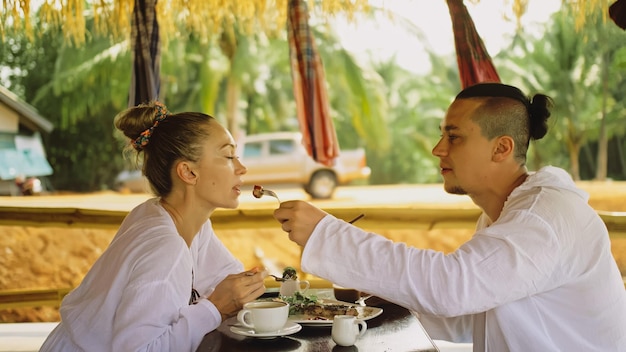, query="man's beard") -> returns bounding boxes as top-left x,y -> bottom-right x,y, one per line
445,184 -> 467,195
